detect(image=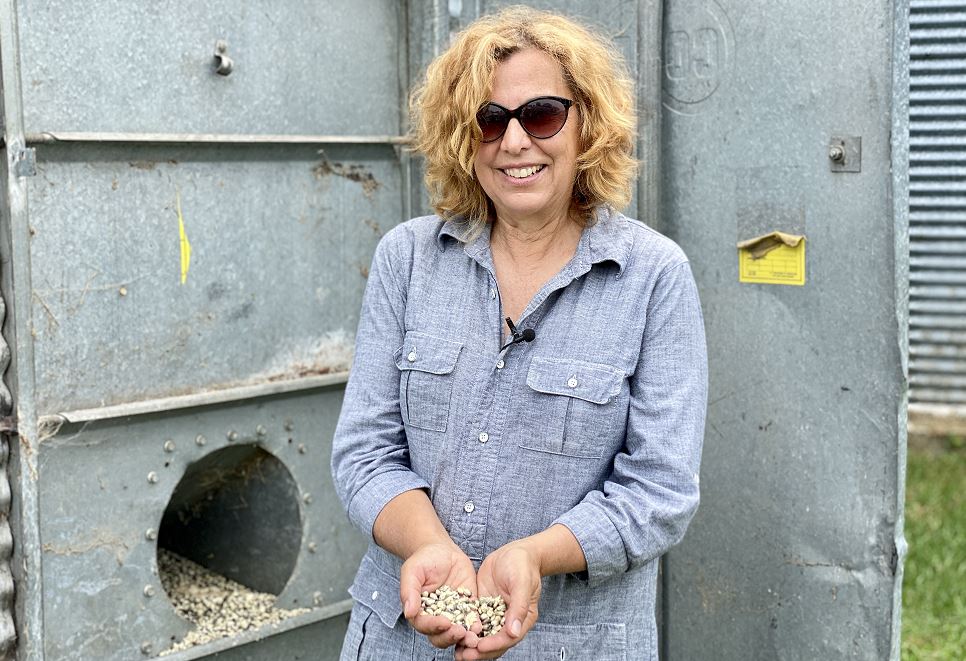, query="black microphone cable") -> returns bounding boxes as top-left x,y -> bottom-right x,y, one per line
500,317 -> 536,351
